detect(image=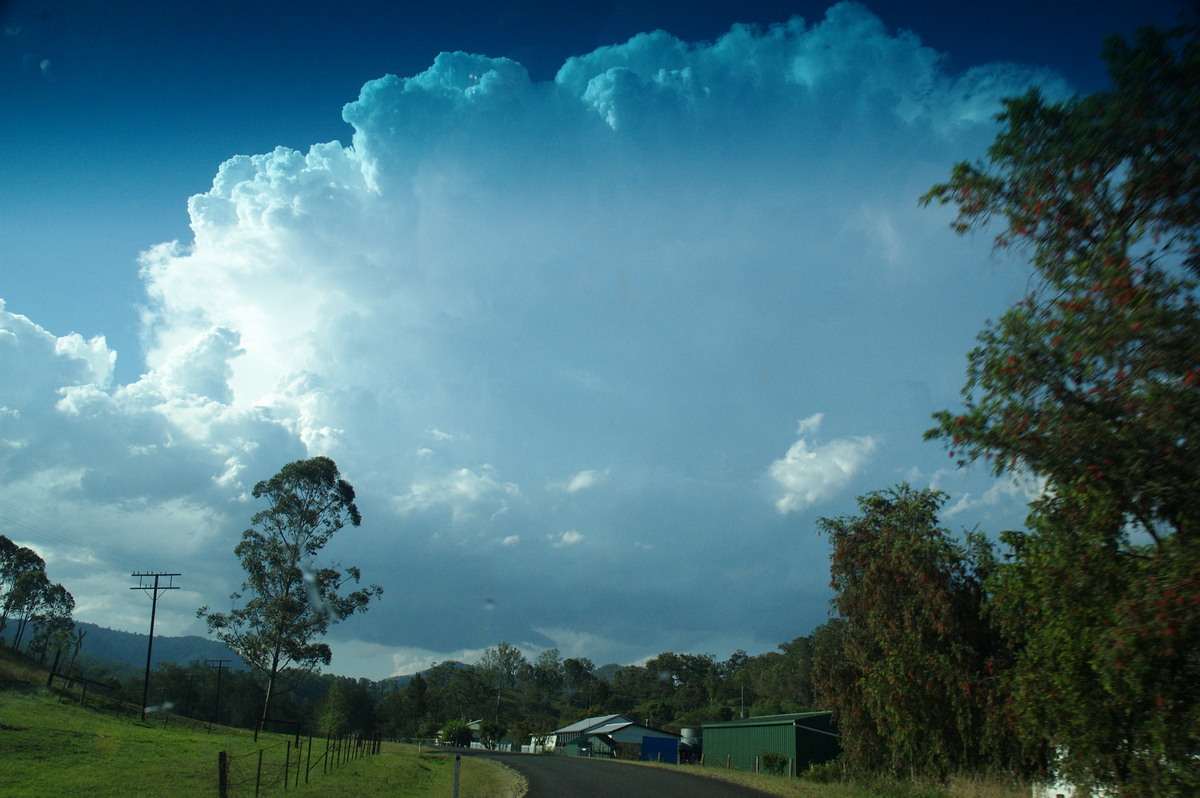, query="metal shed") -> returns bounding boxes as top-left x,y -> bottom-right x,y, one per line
701,712 -> 839,775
